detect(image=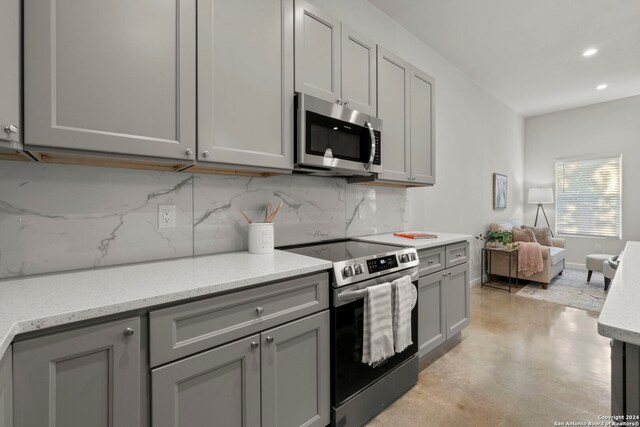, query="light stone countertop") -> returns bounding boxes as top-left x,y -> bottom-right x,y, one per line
598,241 -> 640,345
0,250 -> 331,359
353,232 -> 472,250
